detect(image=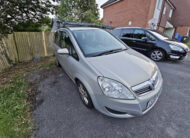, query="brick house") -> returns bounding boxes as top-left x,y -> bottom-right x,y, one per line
101,0 -> 190,38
